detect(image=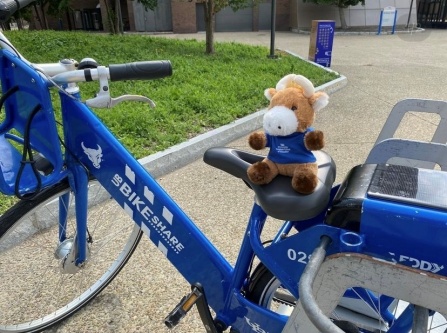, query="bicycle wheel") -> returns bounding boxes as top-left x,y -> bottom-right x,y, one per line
0,179 -> 142,333
246,263 -> 447,333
